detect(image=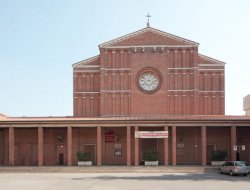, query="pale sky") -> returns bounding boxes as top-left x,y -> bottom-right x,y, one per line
1,0 -> 250,117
